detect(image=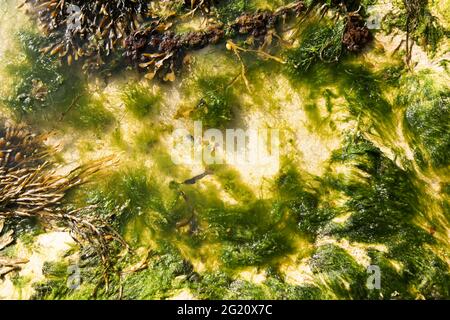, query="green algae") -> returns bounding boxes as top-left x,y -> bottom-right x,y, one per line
39,113 -> 449,299
166,165 -> 316,269
285,20 -> 345,75
187,75 -> 238,129
193,271 -> 268,299
121,83 -> 161,118
264,278 -> 323,300
397,71 -> 450,168
32,261 -> 72,300
215,0 -> 297,25
284,51 -> 403,144
210,165 -> 256,202
81,168 -> 169,234
328,133 -> 426,242
1,31 -> 114,132
203,201 -> 295,268
216,0 -> 250,24
322,133 -> 450,299
383,0 -> 449,56
1,0 -> 449,301
274,165 -> 337,240
120,243 -> 191,299
190,90 -> 235,128
133,126 -> 161,153
310,244 -> 368,299
2,31 -> 64,114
